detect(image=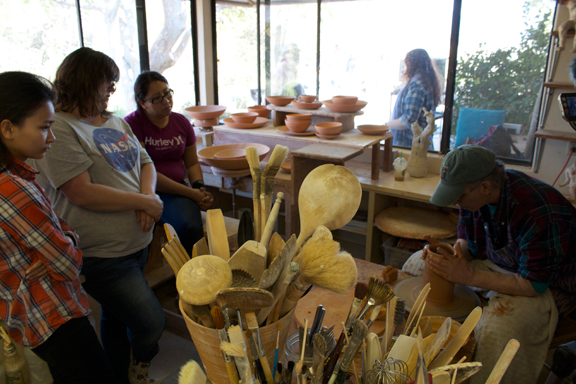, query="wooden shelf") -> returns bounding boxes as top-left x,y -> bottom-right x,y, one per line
543,82 -> 576,90
534,129 -> 576,142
